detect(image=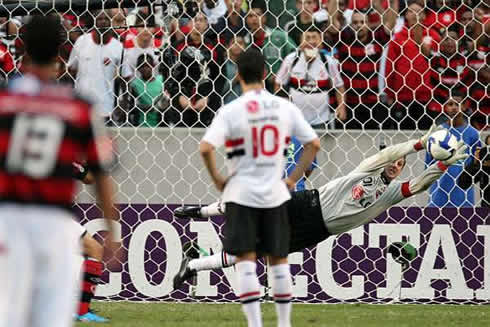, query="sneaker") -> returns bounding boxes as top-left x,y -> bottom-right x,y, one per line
77,311 -> 109,323
173,257 -> 196,290
174,206 -> 202,219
